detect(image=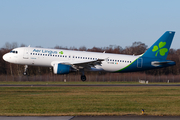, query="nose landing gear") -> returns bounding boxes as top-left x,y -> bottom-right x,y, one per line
23,65 -> 28,76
